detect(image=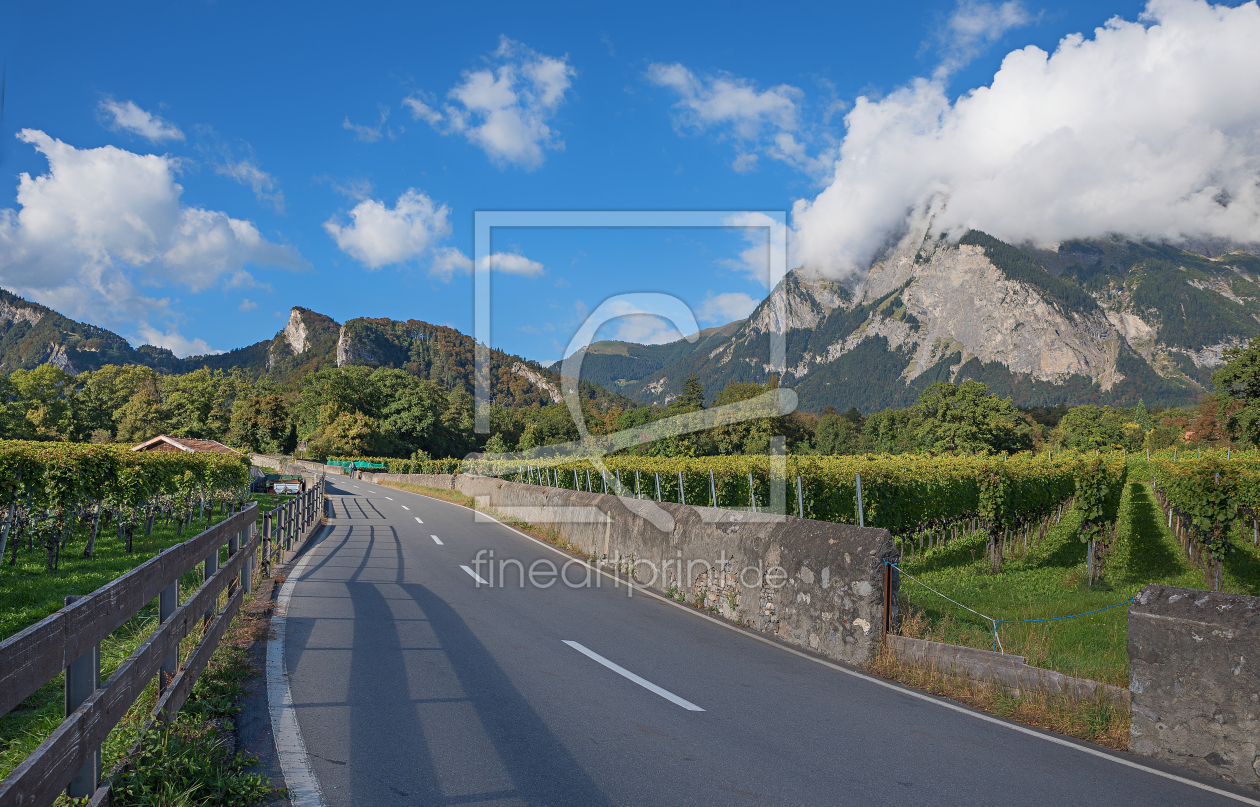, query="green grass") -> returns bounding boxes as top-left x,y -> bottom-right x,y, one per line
897,472 -> 1260,686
